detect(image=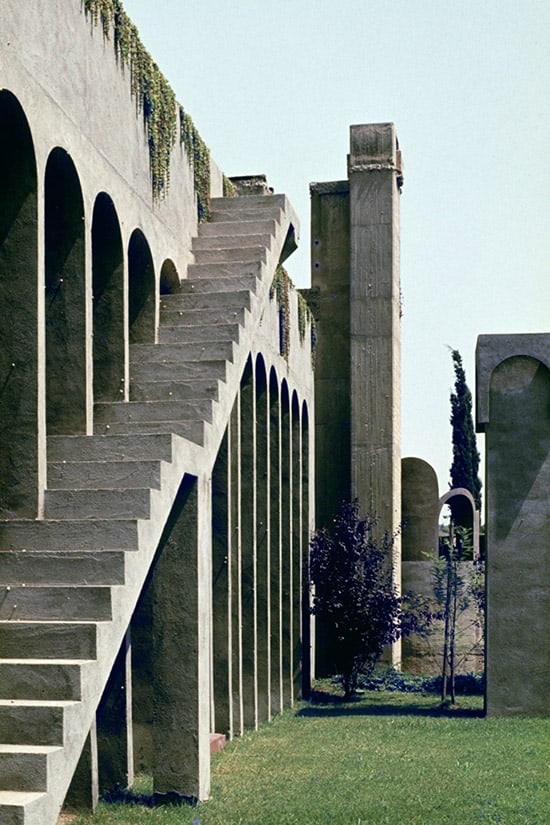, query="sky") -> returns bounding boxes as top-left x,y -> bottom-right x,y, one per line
122,0 -> 549,496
